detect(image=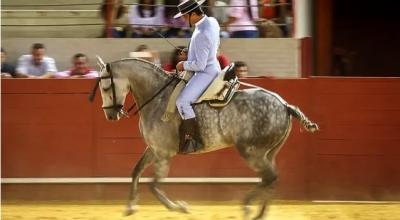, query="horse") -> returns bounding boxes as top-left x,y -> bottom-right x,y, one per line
89,56 -> 319,220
